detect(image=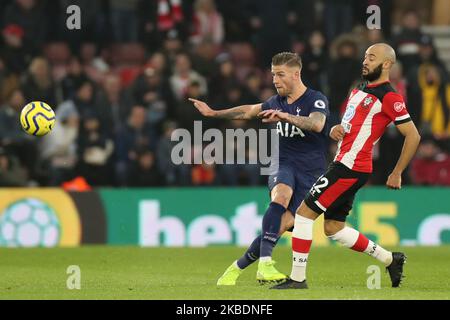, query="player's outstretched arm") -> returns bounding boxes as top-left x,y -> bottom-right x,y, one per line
386,121 -> 421,189
189,98 -> 262,120
259,110 -> 326,133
